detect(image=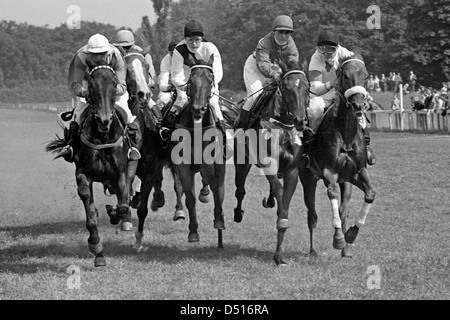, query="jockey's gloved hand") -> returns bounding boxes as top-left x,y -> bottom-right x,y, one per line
72,83 -> 89,98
